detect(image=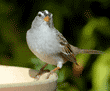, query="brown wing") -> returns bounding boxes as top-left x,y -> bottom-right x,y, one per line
61,44 -> 79,65
55,30 -> 79,65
